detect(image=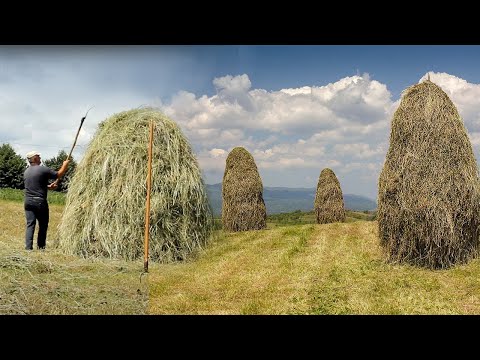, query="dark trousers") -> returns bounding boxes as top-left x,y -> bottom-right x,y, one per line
24,197 -> 49,250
